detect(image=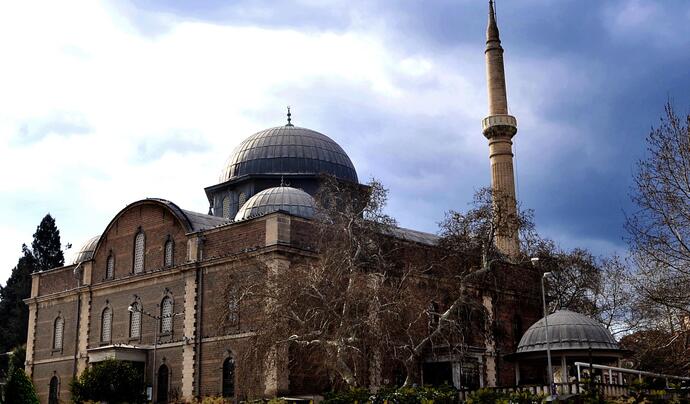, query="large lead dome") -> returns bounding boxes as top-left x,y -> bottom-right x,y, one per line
220,125 -> 358,183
